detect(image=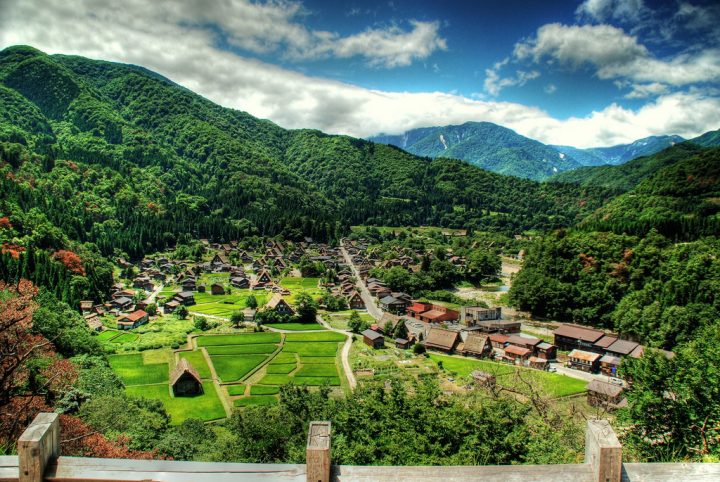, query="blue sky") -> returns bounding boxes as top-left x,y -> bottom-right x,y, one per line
1,0 -> 719,147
